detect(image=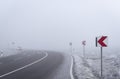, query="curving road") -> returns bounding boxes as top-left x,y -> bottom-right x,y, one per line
0,50 -> 72,79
